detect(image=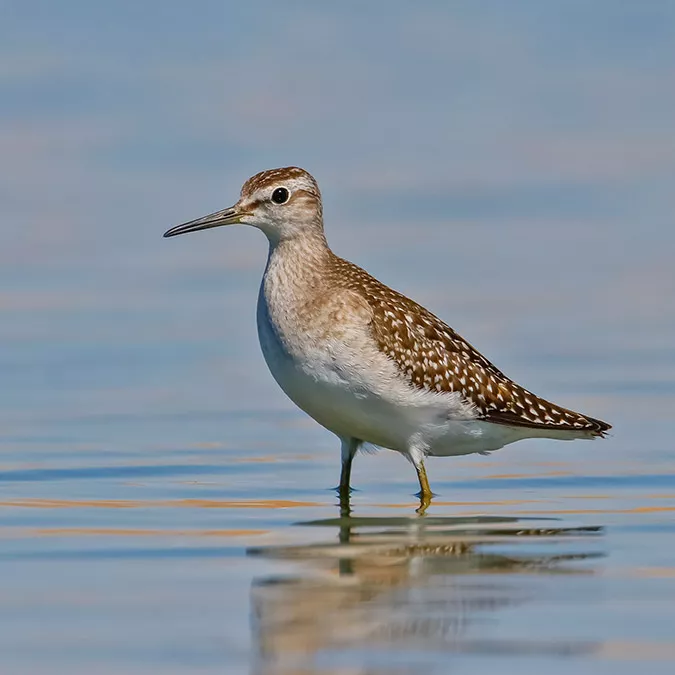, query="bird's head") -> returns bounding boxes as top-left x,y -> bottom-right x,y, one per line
163,166 -> 324,244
